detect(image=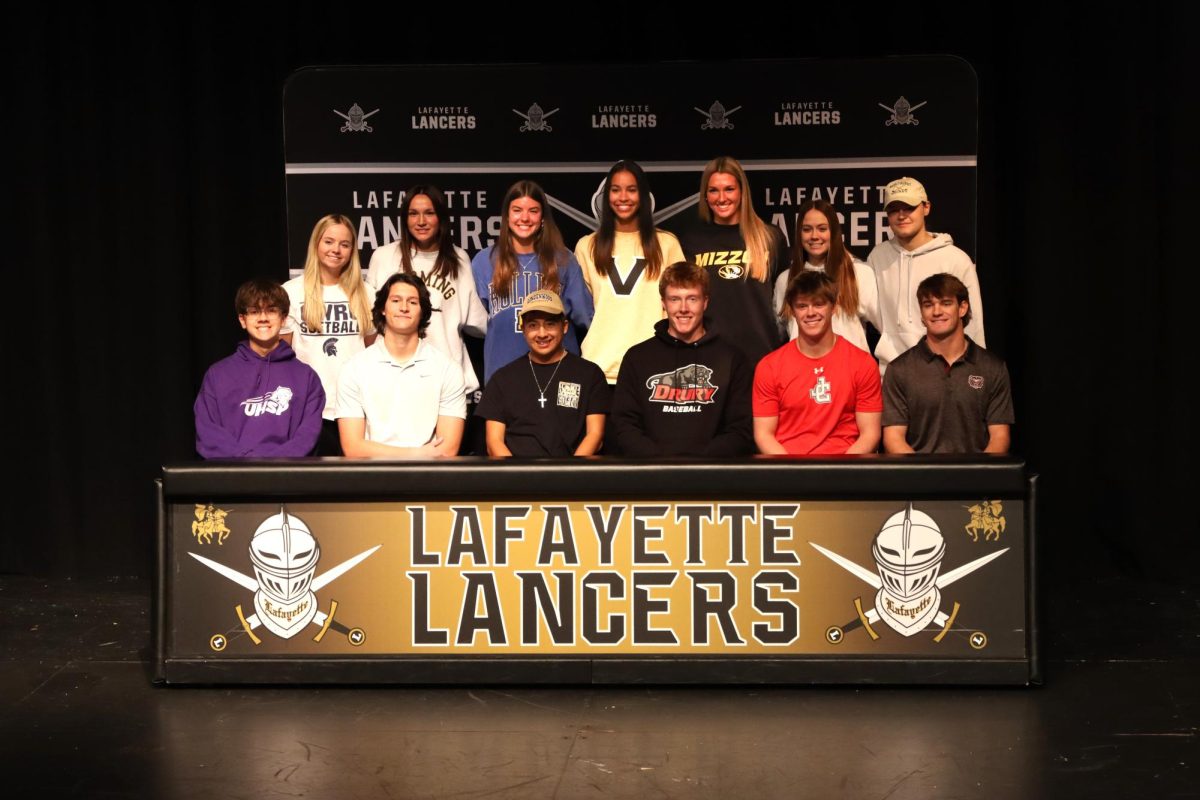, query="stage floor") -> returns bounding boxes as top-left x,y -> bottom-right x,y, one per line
0,572 -> 1194,799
